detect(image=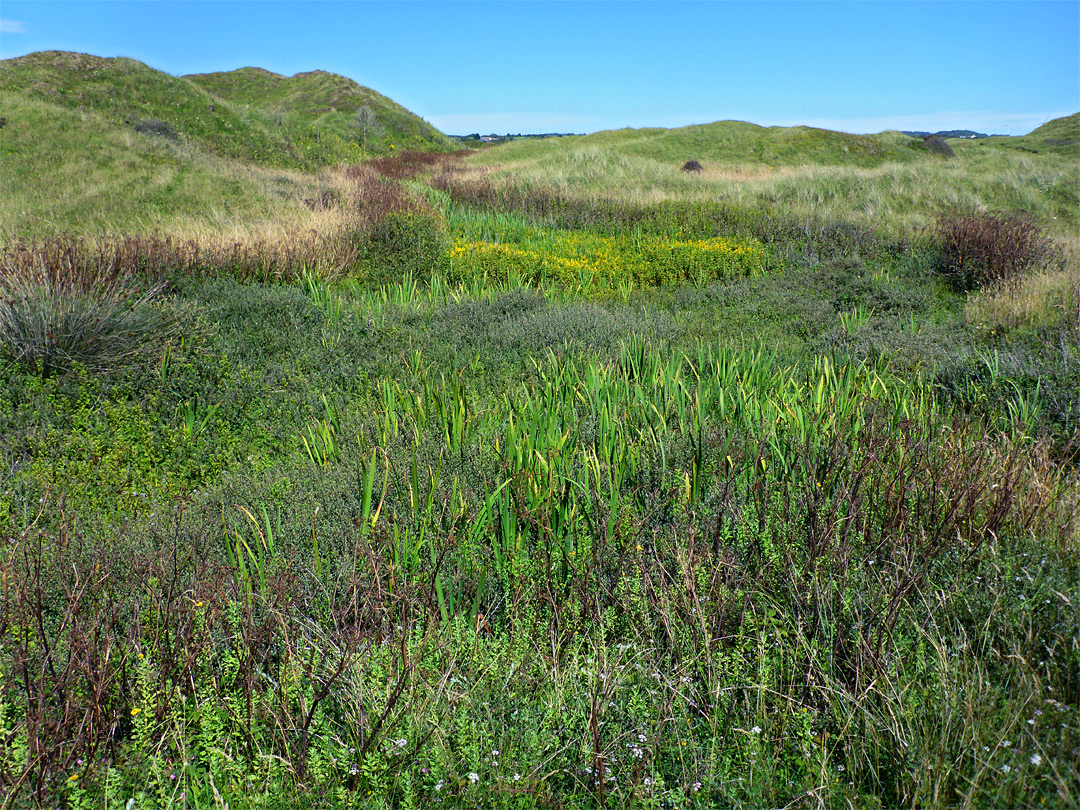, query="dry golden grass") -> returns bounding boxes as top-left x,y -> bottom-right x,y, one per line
464,139 -> 1079,239
0,163 -> 434,283
965,255 -> 1079,334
